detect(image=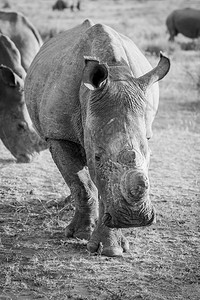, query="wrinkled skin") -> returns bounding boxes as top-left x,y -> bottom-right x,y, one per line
25,20 -> 170,256
0,34 -> 46,162
0,10 -> 43,71
166,8 -> 200,41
